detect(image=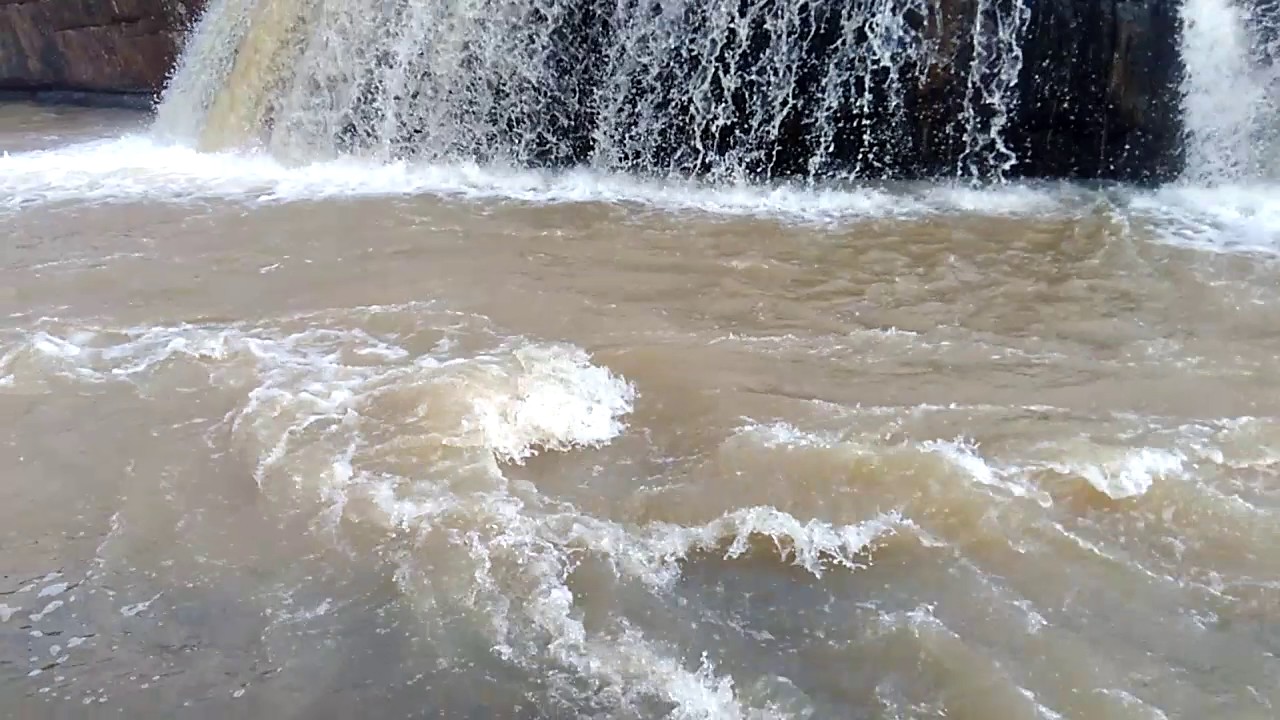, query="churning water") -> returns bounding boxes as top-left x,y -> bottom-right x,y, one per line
2,0 -> 1280,718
